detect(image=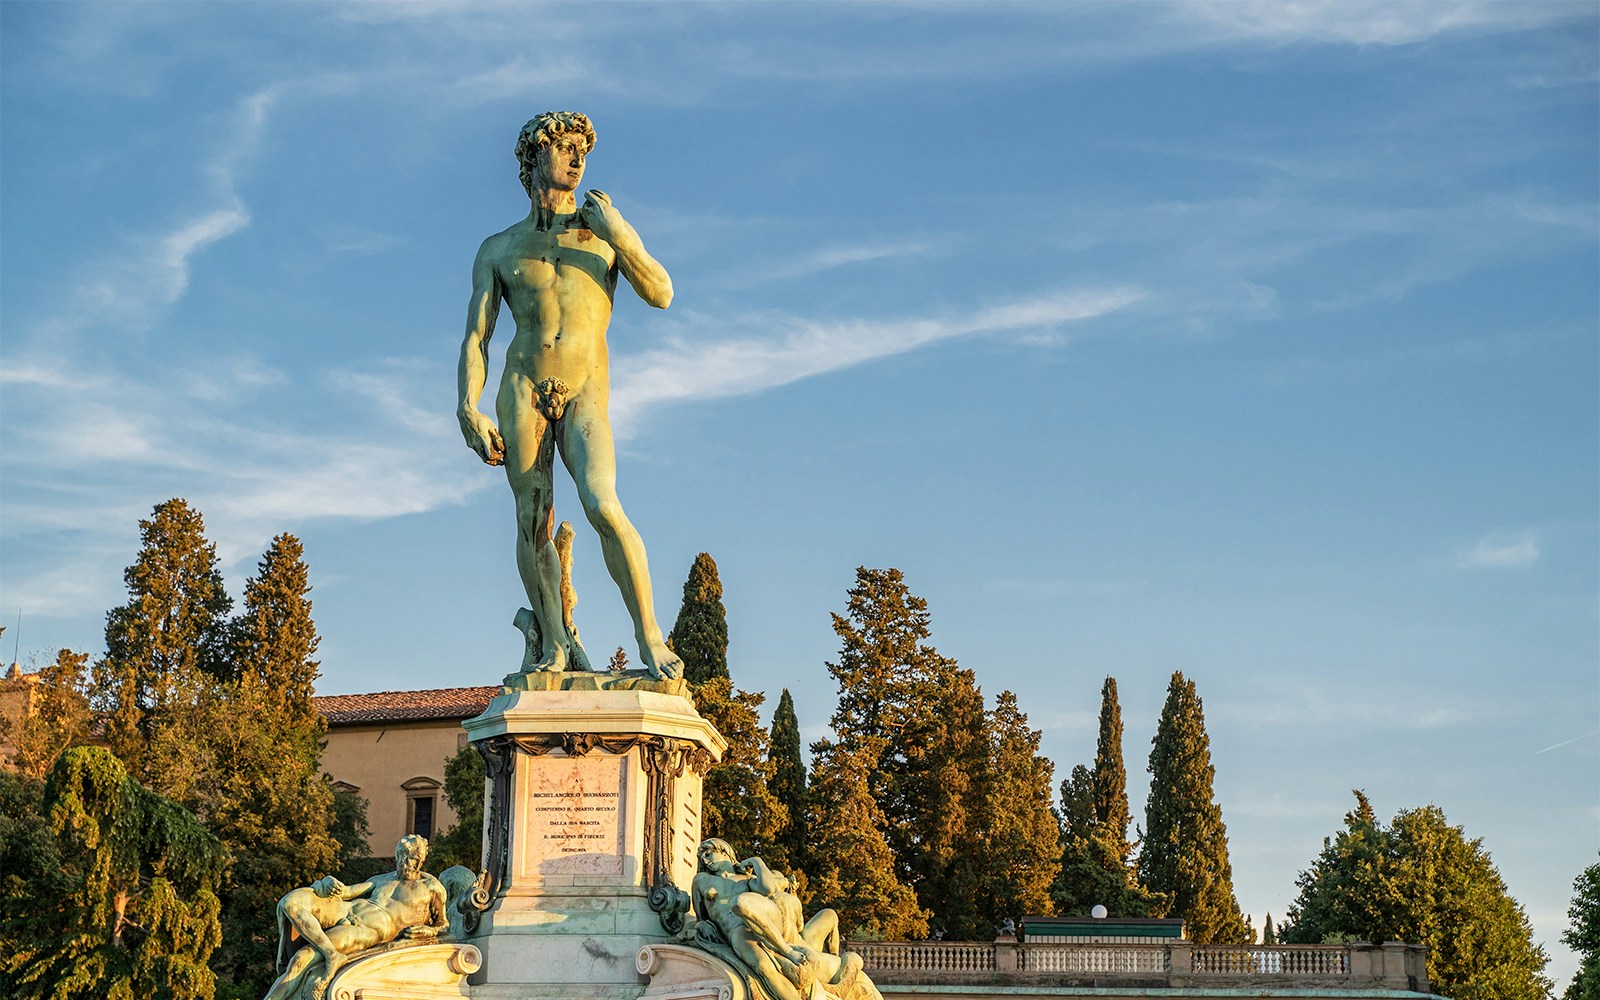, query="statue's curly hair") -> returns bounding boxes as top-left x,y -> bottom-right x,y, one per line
397,833 -> 428,866
516,112 -> 597,197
